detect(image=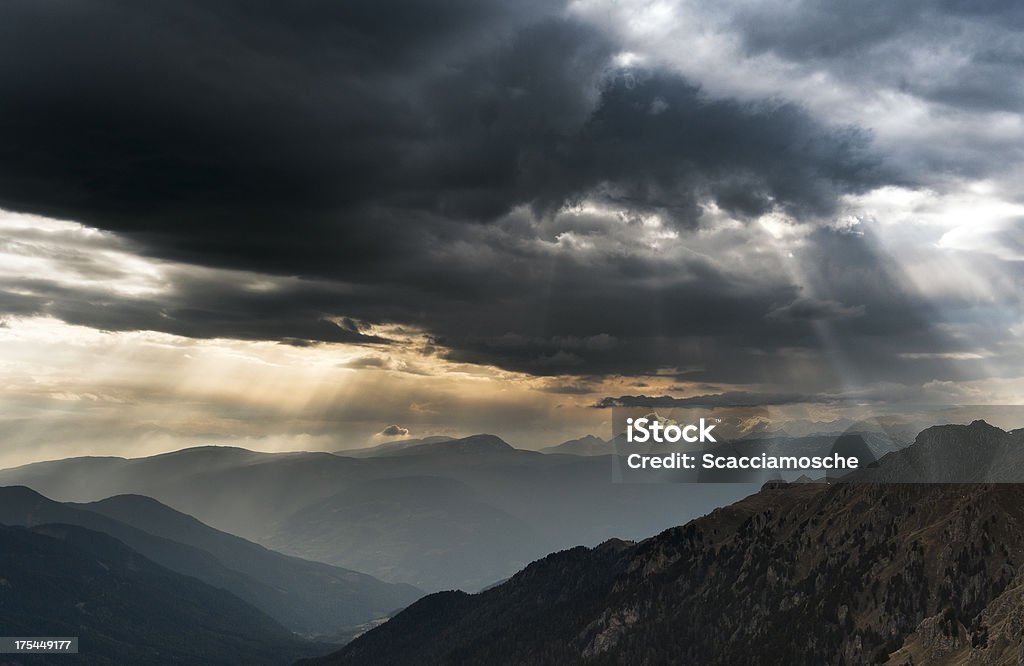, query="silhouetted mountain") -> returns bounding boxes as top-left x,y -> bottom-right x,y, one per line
0,523 -> 321,665
307,422 -> 1024,665
335,436 -> 454,458
0,486 -> 421,637
540,435 -> 609,456
0,435 -> 757,591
